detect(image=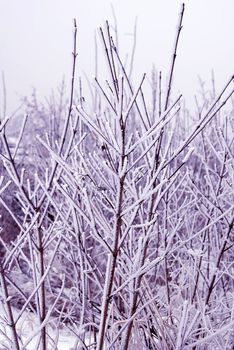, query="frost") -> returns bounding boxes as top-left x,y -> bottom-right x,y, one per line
187,248 -> 205,257
182,146 -> 195,163
0,8 -> 233,350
